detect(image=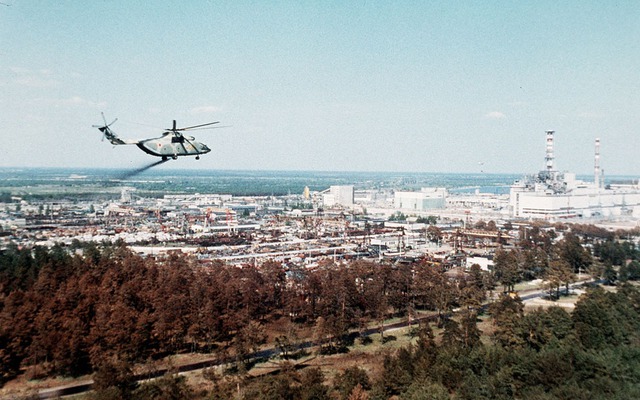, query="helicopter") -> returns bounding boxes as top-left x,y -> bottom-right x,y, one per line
93,113 -> 217,160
